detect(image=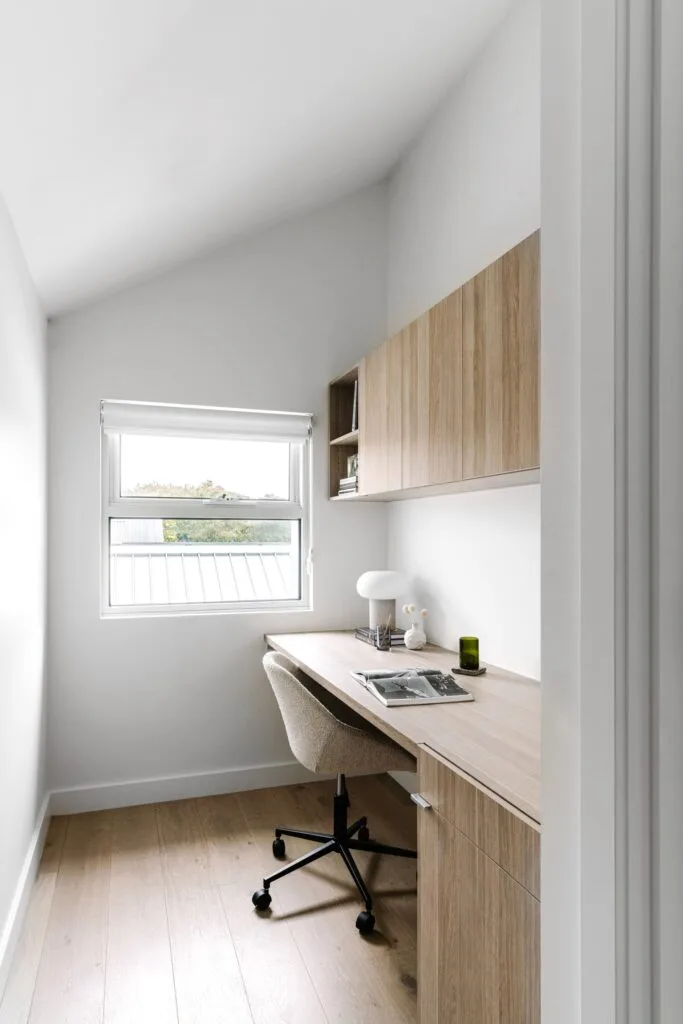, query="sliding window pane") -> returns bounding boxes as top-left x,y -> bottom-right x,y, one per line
119,435 -> 291,501
109,519 -> 300,606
